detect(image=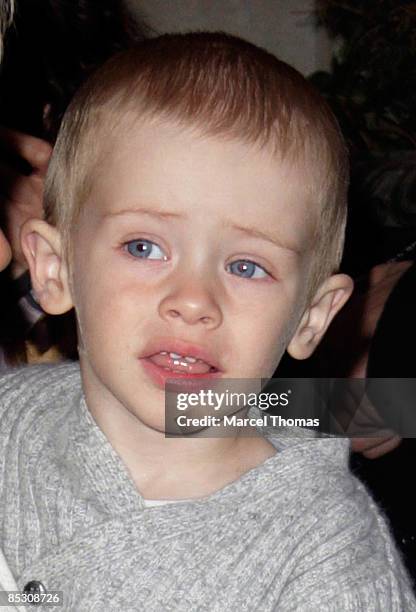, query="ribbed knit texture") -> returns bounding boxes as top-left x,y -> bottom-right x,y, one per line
0,362 -> 415,611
